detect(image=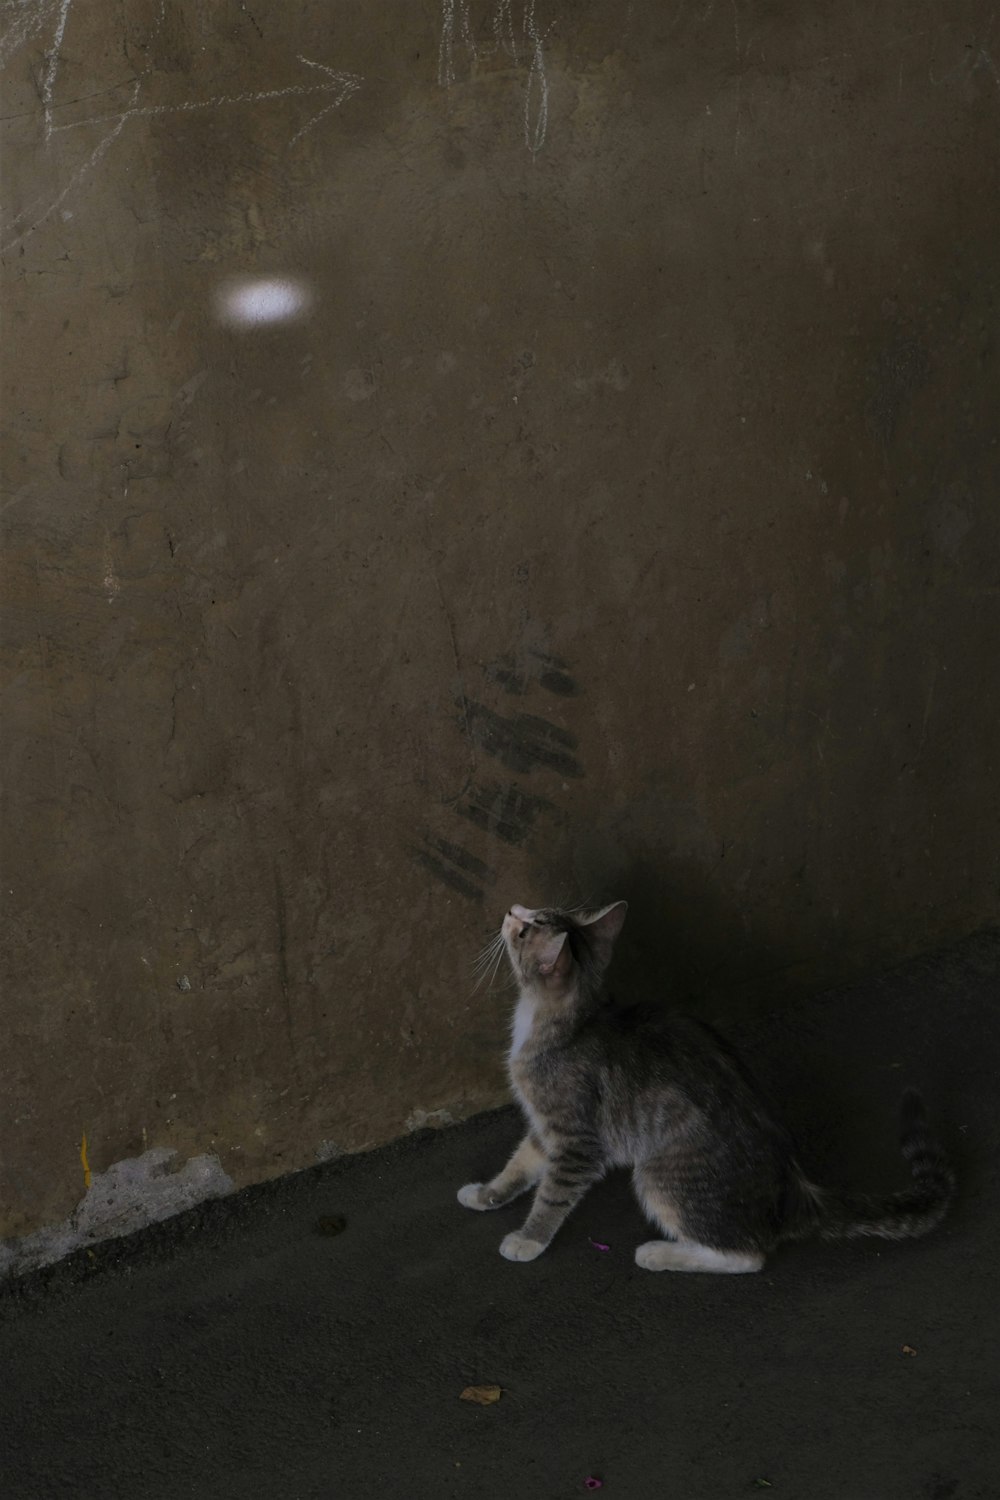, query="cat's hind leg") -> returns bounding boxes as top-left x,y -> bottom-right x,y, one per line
458,1134 -> 544,1211
634,1240 -> 763,1273
632,1164 -> 764,1273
